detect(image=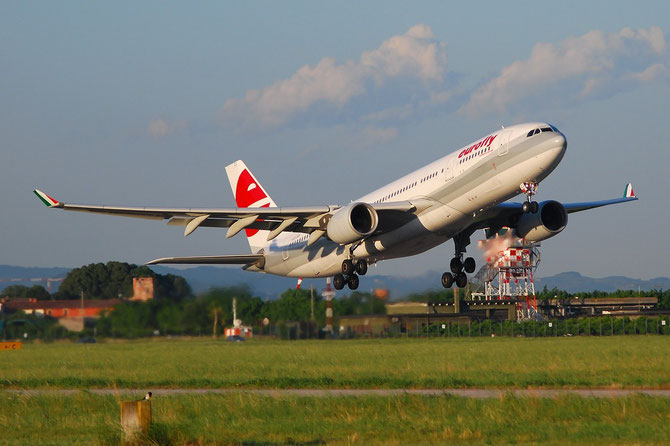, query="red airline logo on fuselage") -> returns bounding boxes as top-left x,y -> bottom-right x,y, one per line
458,134 -> 497,159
